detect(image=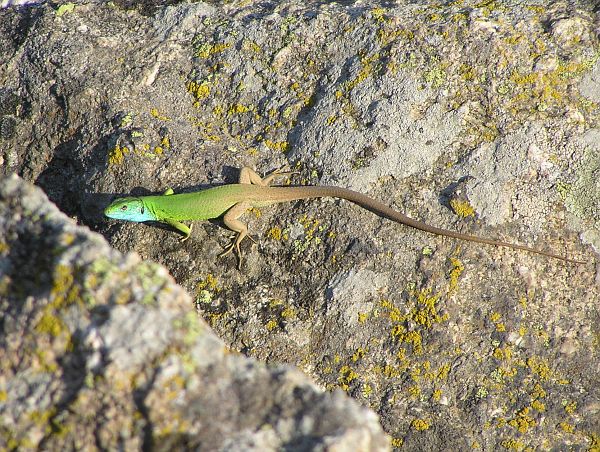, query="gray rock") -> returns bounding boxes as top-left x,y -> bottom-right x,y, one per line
0,174 -> 390,451
579,59 -> 600,103
1,1 -> 599,450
